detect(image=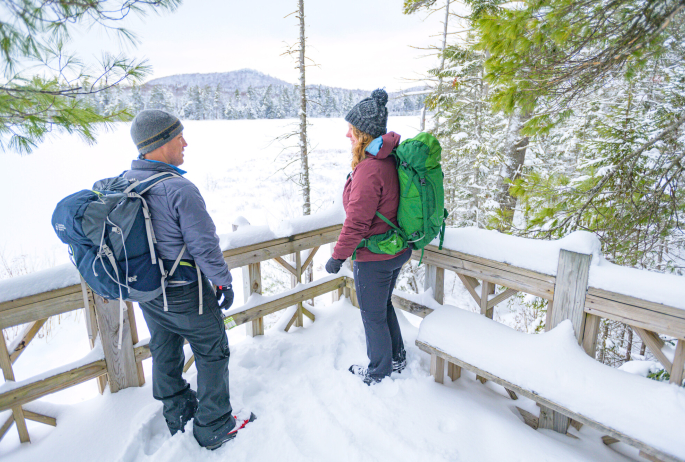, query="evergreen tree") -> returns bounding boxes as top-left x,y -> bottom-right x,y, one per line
0,0 -> 180,153
467,0 -> 685,116
323,88 -> 337,117
212,84 -> 225,119
130,84 -> 146,114
148,85 -> 174,112
261,85 -> 275,119
245,86 -> 258,119
181,86 -> 204,120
